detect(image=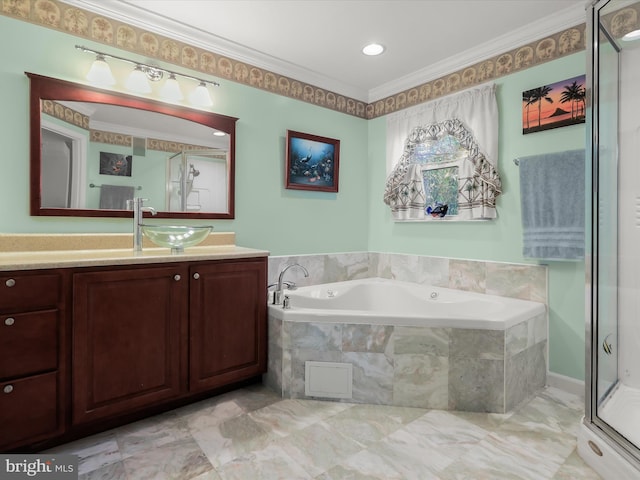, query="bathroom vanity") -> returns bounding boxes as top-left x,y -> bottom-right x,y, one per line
0,233 -> 267,451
